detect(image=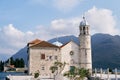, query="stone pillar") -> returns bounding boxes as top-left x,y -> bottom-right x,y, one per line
107,68 -> 109,80
95,68 -> 97,78
115,68 -> 117,80
100,68 -> 102,79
